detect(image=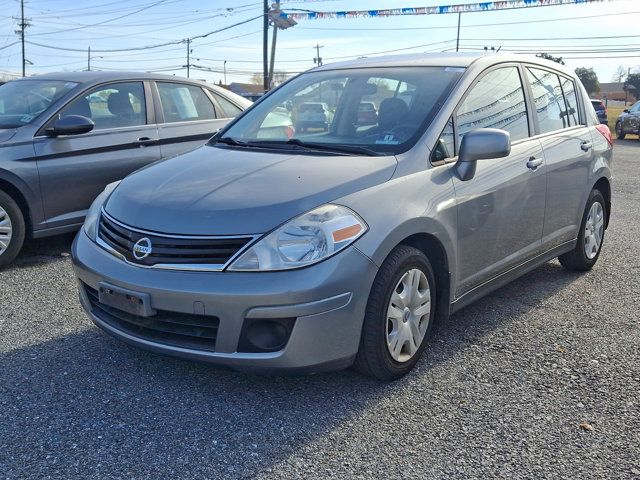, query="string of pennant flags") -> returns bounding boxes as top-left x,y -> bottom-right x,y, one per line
279,0 -> 615,21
